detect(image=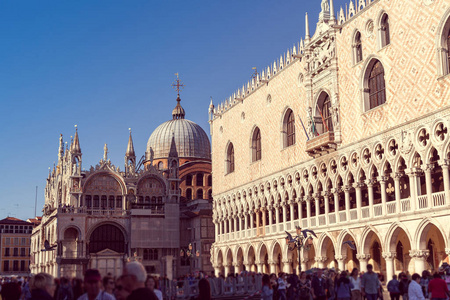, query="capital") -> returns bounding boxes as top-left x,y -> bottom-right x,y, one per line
301,258 -> 309,263
335,255 -> 347,261
445,248 -> 450,256
382,252 -> 396,260
356,254 -> 370,260
409,249 -> 429,258
315,256 -> 327,262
